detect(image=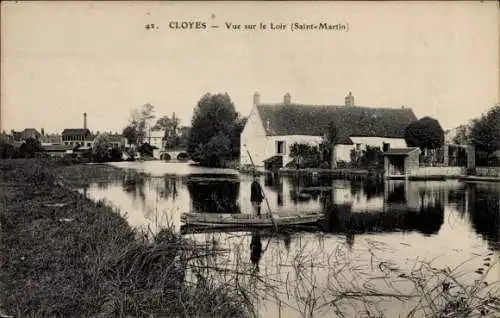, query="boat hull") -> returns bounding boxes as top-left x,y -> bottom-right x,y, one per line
181,212 -> 324,228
